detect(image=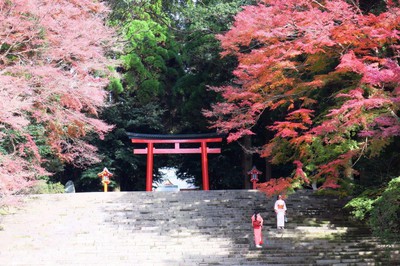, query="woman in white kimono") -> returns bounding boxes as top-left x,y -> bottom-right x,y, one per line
274,195 -> 287,229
